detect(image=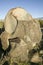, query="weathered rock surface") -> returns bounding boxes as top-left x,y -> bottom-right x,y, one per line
0,7 -> 42,64
3,38 -> 40,64
31,53 -> 41,63
8,38 -> 29,63
1,31 -> 9,50
4,7 -> 42,43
